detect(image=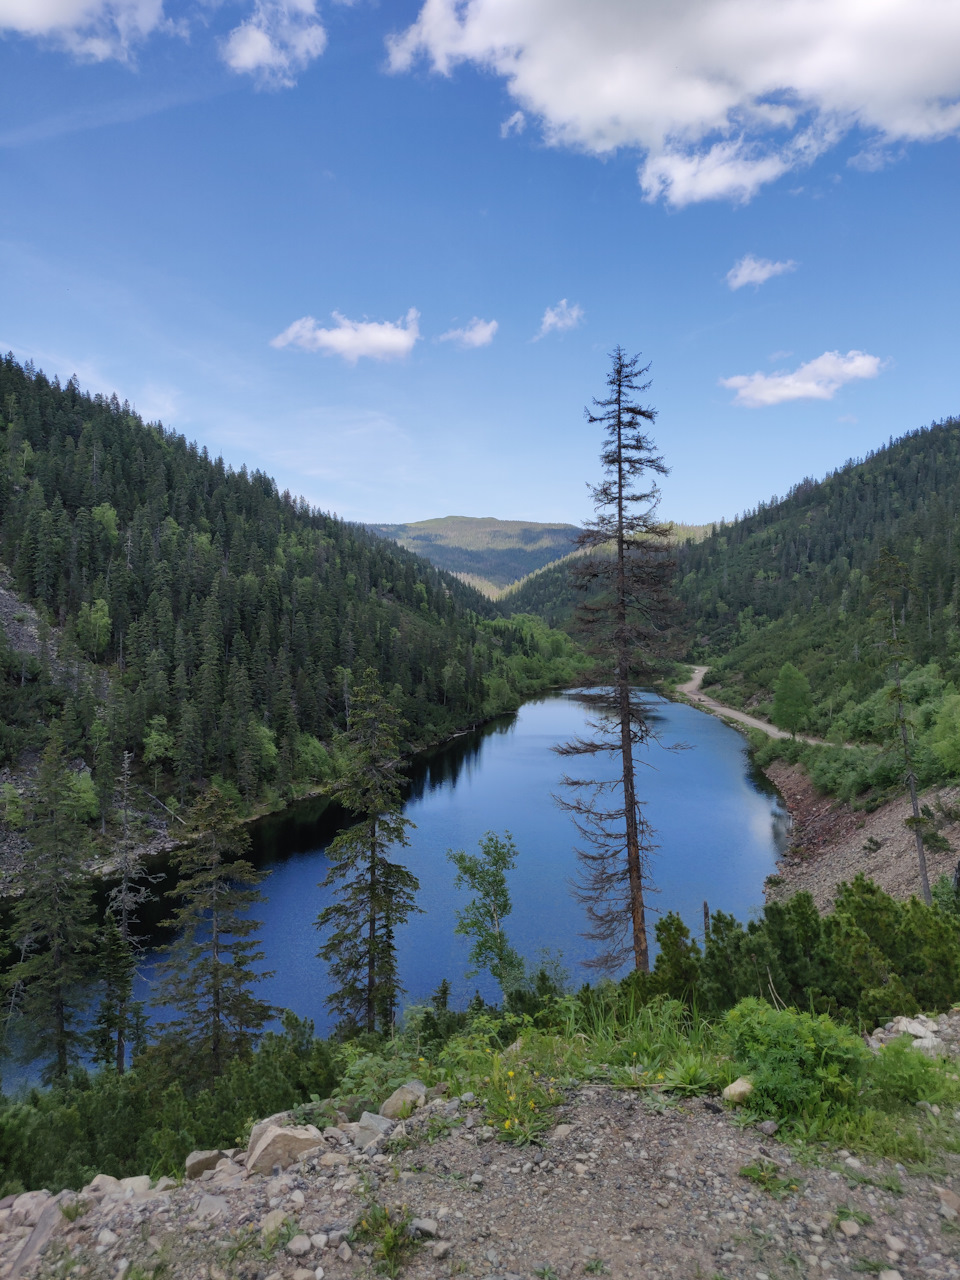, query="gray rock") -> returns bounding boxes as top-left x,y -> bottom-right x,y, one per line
195,1194 -> 229,1220
411,1218 -> 438,1237
185,1149 -> 224,1179
757,1120 -> 779,1136
380,1081 -> 427,1119
337,1240 -> 353,1262
246,1122 -> 324,1174
432,1241 -> 453,1260
286,1234 -> 312,1256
